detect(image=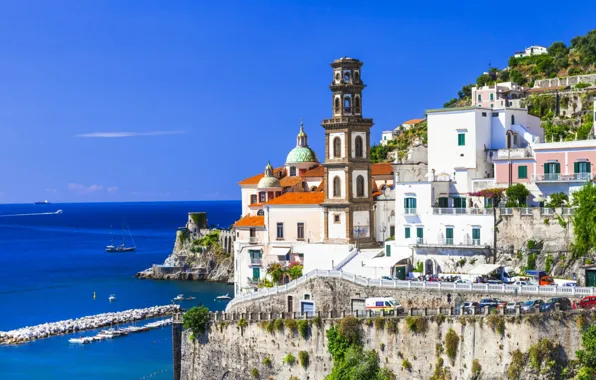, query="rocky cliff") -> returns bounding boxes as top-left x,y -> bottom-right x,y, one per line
137,228 -> 234,283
